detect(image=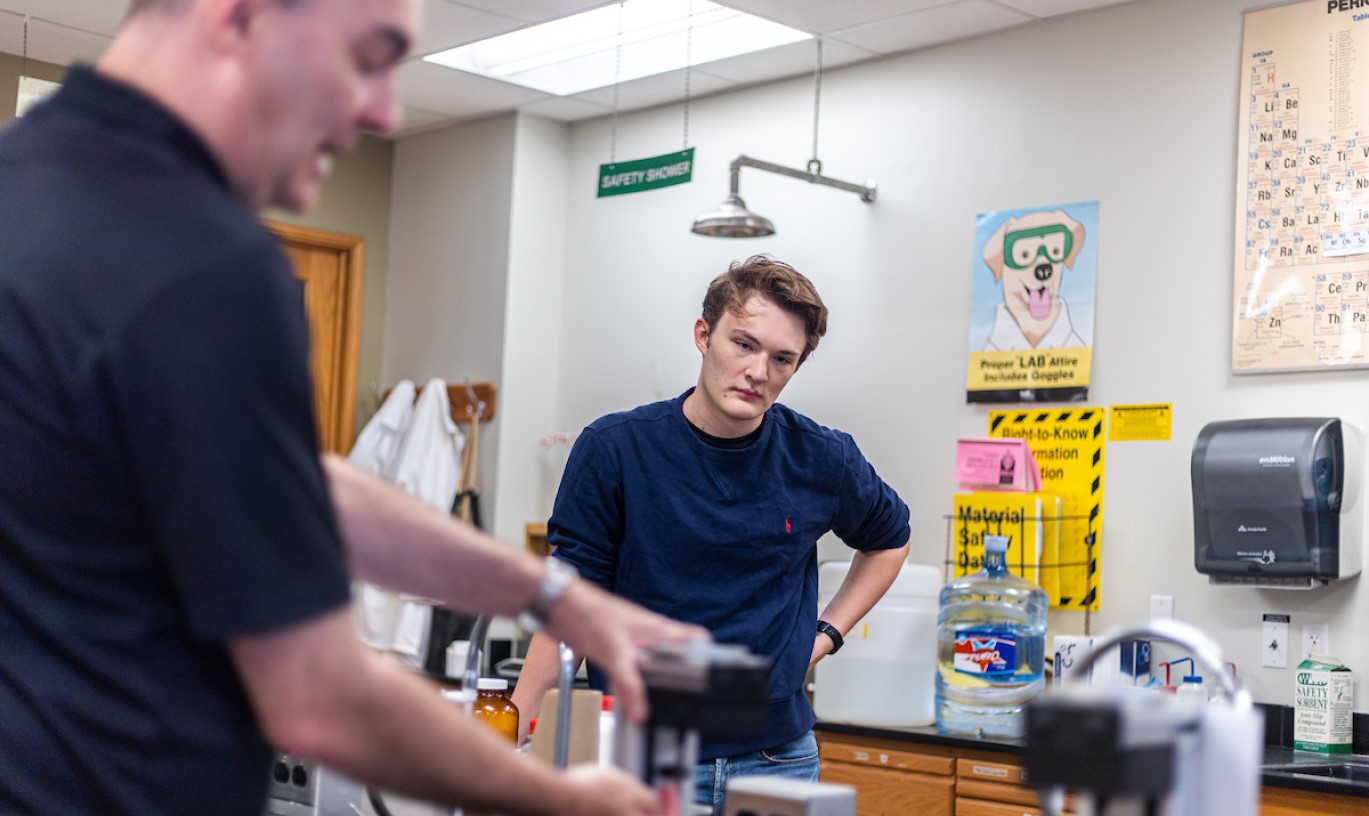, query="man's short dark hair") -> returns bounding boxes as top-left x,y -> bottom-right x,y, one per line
701,255 -> 828,366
